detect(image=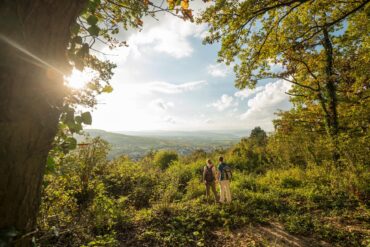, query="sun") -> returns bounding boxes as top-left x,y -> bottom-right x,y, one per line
64,68 -> 97,89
